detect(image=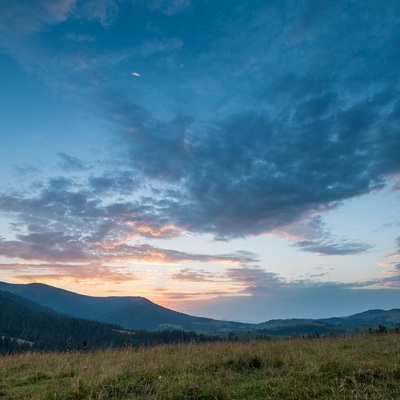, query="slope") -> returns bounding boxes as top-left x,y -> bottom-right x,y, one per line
0,290 -> 134,352
0,282 -> 251,332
